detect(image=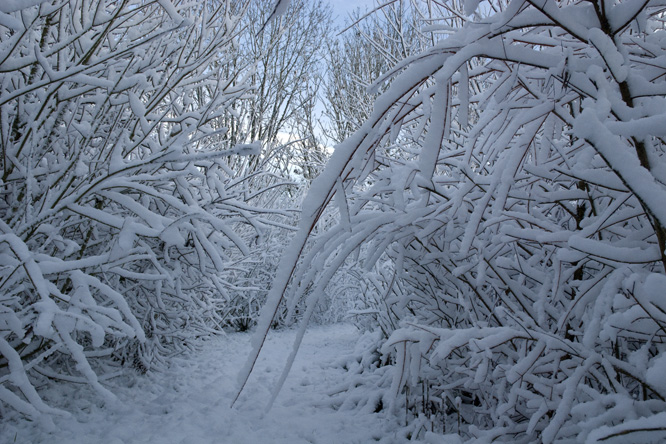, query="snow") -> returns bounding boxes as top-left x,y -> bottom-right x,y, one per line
3,324 -> 412,444
0,0 -> 46,14
463,0 -> 481,16
257,0 -> 292,35
588,29 -> 628,83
